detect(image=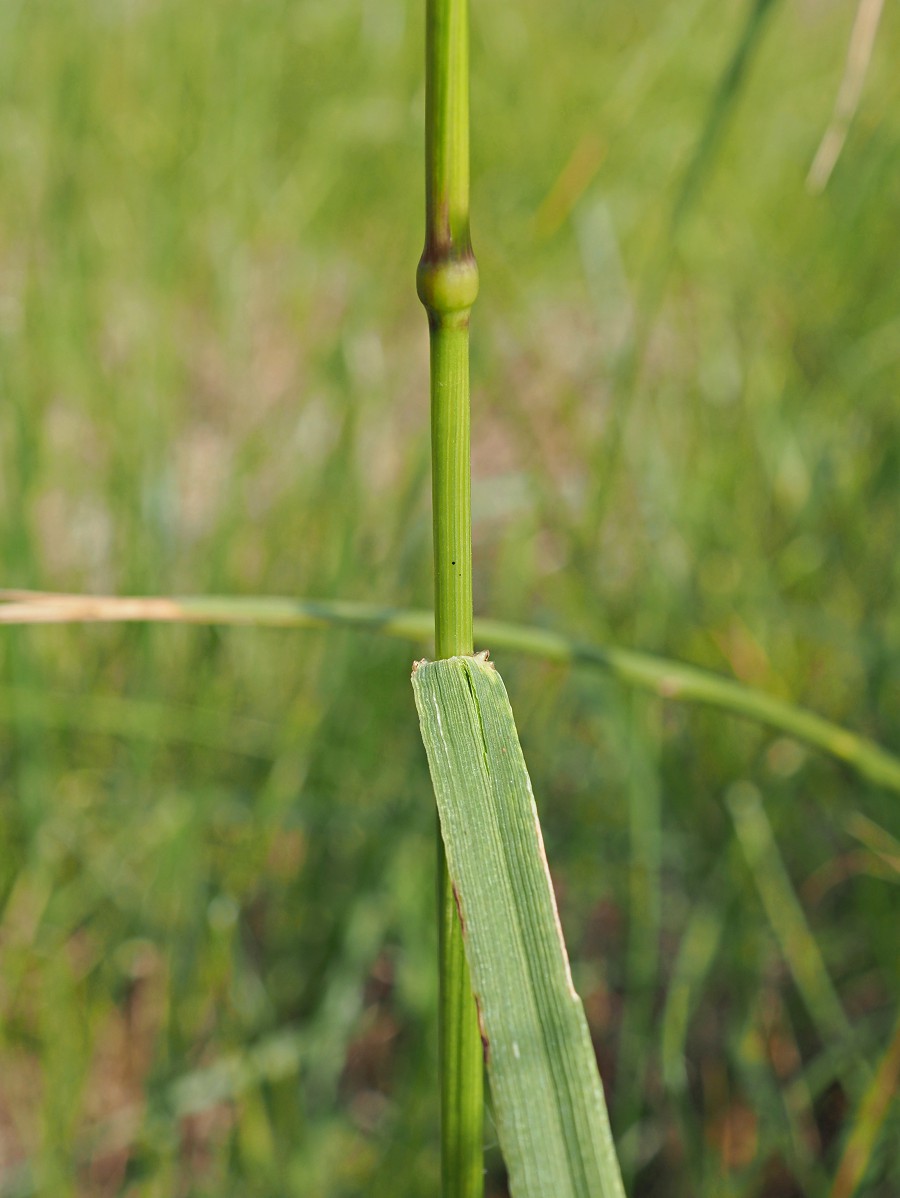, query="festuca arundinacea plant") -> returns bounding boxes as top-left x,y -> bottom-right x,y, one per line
2,1 -> 900,1195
